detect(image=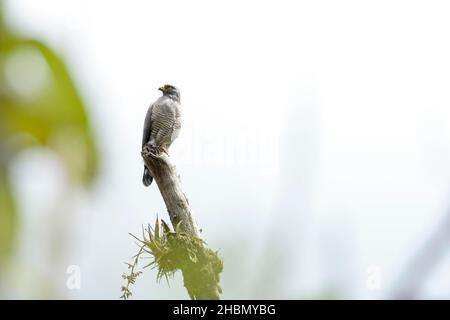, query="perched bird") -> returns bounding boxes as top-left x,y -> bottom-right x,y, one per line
142,84 -> 182,186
